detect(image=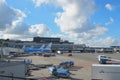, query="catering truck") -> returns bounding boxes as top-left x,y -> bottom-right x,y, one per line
92,64 -> 120,80
98,55 -> 120,64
